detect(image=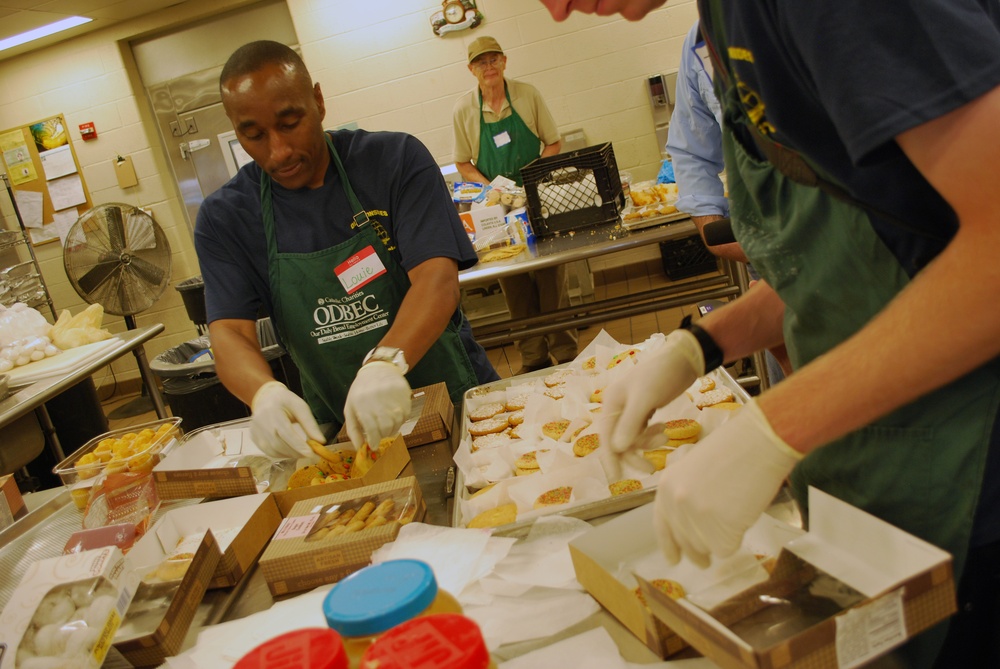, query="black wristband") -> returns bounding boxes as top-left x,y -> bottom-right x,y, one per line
679,315 -> 724,372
